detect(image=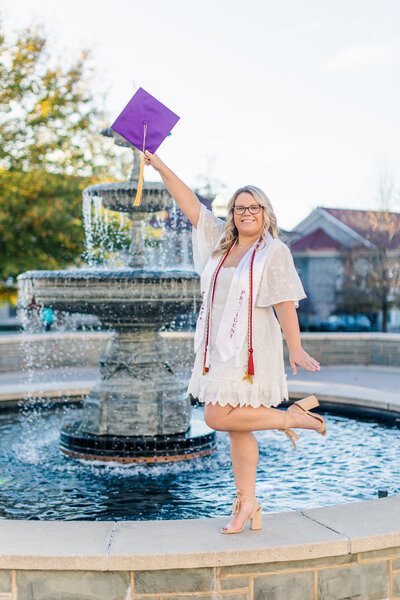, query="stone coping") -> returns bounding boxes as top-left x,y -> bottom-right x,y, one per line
0,495 -> 399,571
1,366 -> 399,418
0,331 -> 112,344
1,331 -> 399,343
